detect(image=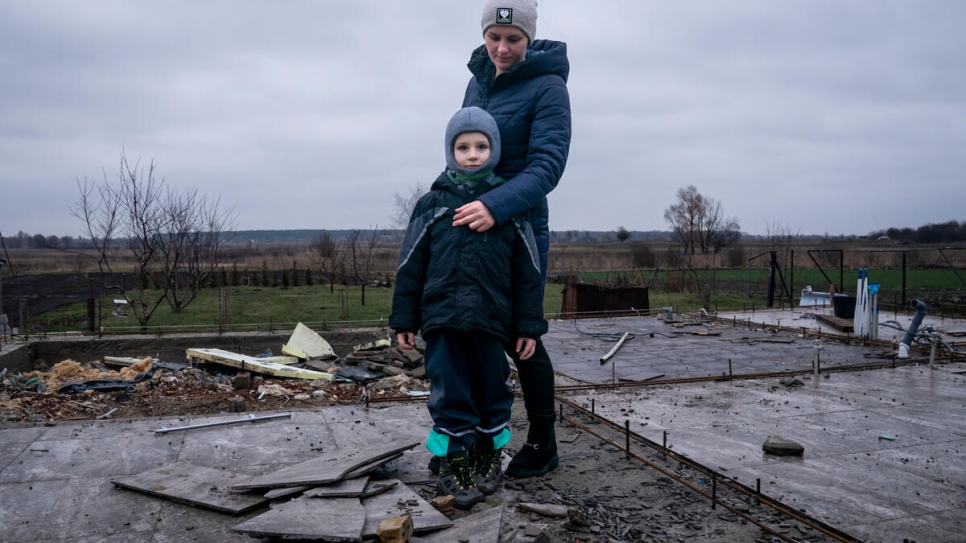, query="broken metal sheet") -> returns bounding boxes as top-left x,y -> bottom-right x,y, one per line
360,478 -> 452,537
303,476 -> 369,498
111,462 -> 268,515
186,348 -> 335,380
415,504 -> 503,542
232,497 -> 365,541
232,441 -> 420,490
284,322 -> 337,360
